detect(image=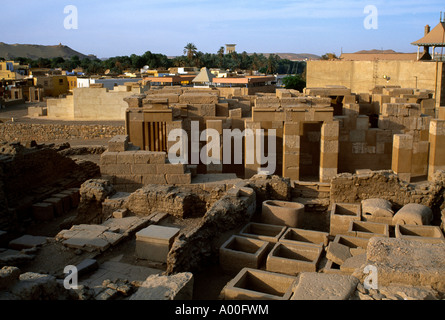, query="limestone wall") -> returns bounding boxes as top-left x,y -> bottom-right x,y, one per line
307,60 -> 444,109
47,85 -> 148,121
